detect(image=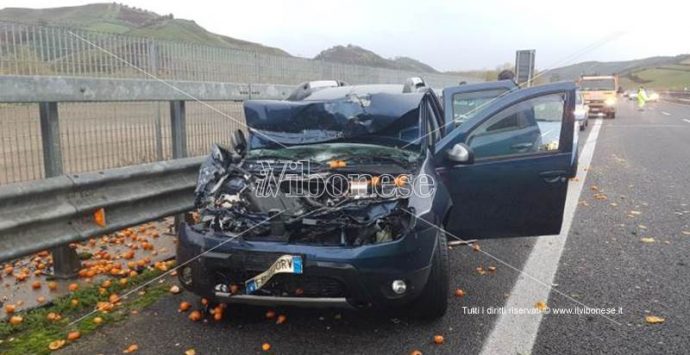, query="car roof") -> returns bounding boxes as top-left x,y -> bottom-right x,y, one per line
300,84 -> 424,101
